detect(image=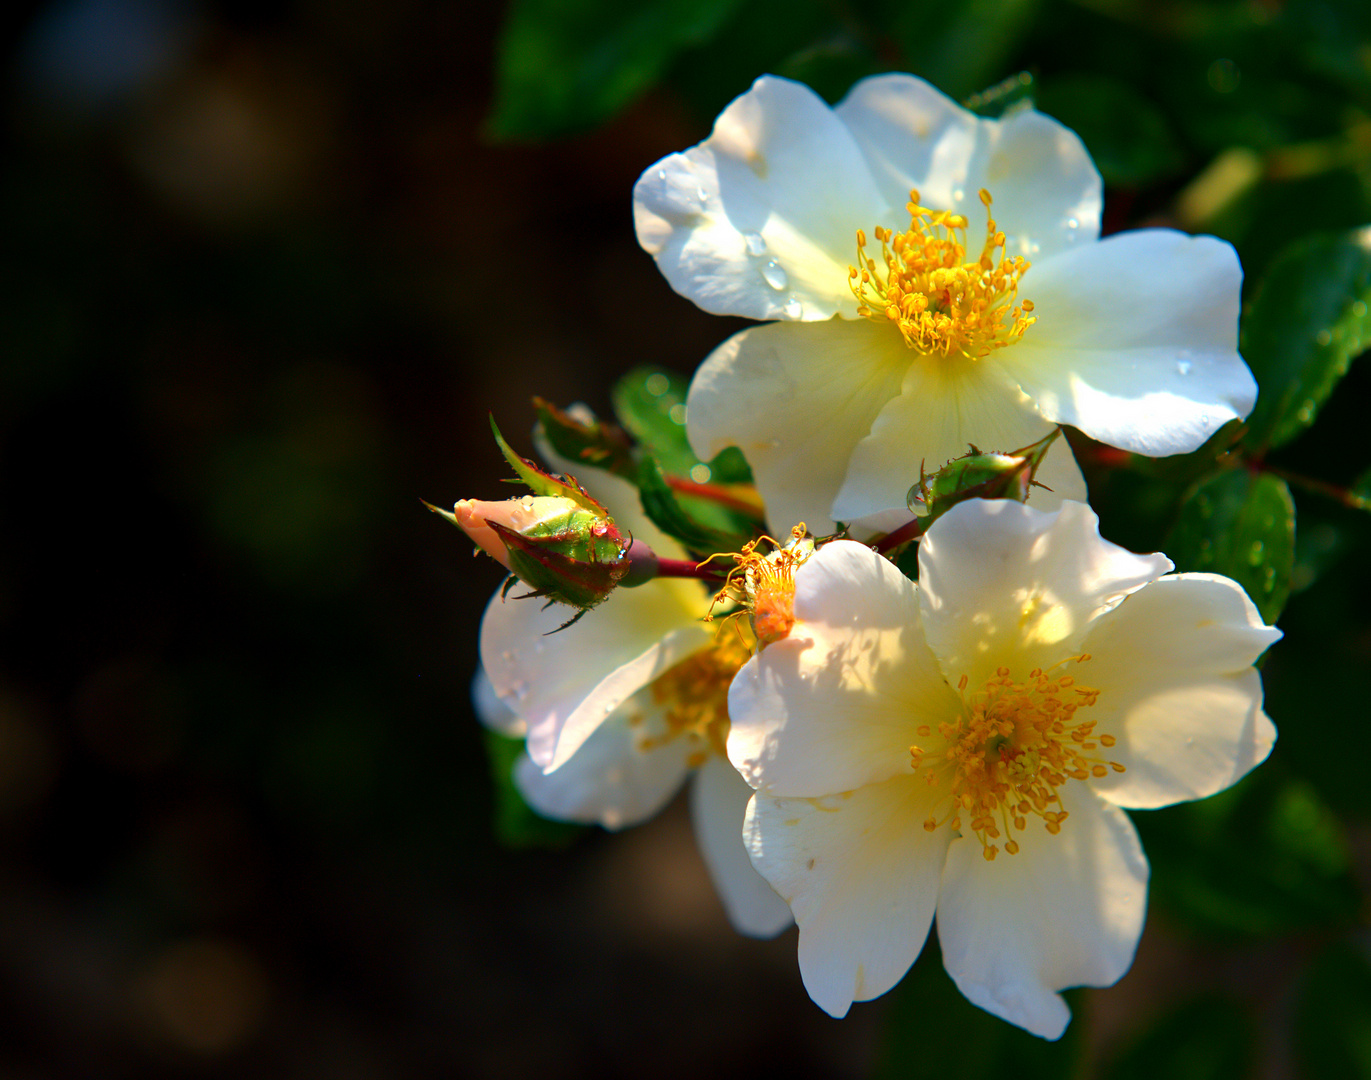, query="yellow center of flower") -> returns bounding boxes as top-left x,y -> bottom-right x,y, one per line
849,188 -> 1035,359
910,656 -> 1124,860
637,630 -> 753,768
